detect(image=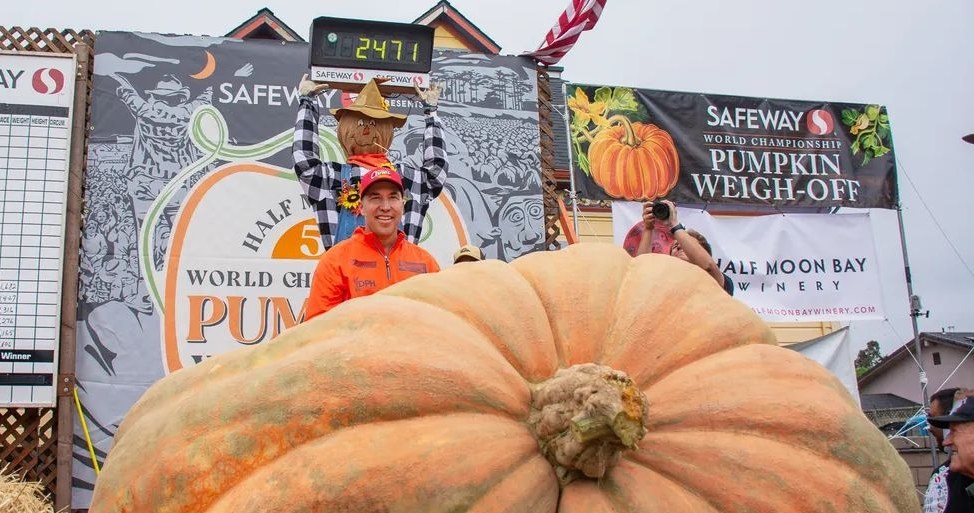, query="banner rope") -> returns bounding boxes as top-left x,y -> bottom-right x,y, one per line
896,158 -> 974,282
73,387 -> 100,476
